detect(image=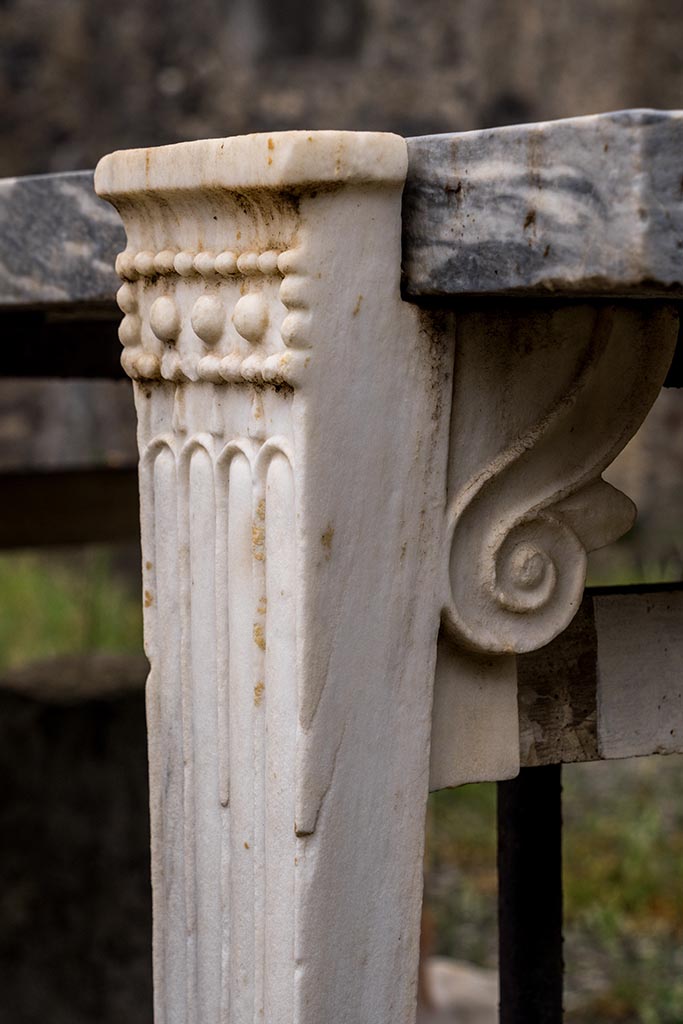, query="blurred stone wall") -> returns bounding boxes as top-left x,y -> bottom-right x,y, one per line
2,0 -> 683,176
